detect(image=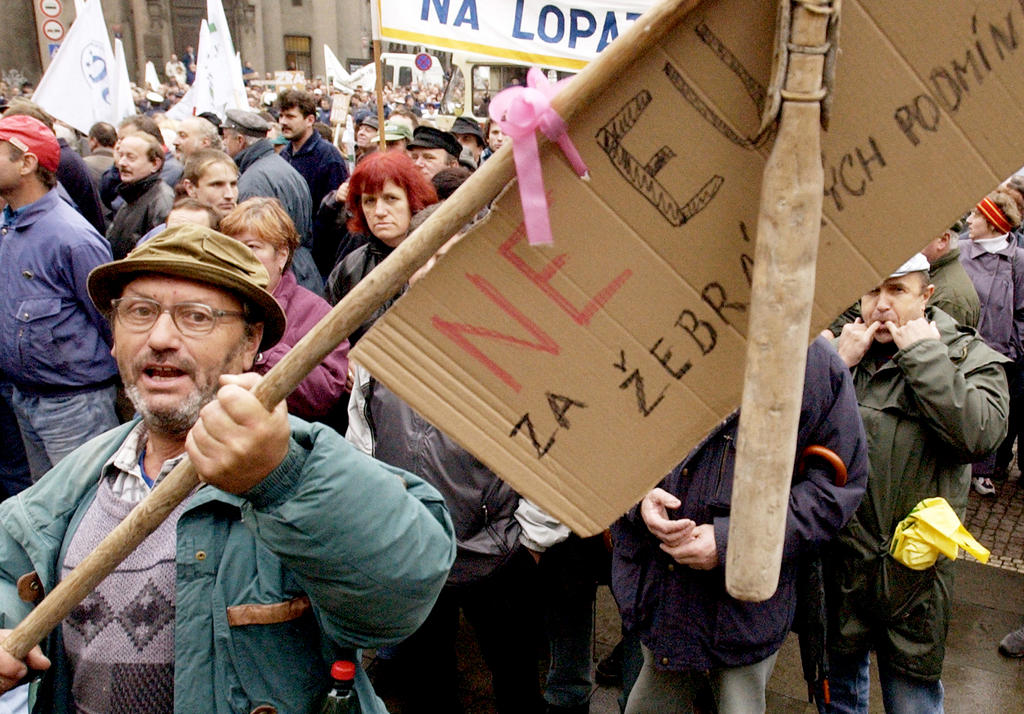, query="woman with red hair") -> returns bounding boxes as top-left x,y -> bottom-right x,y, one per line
220,197 -> 350,424
324,151 -> 438,345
